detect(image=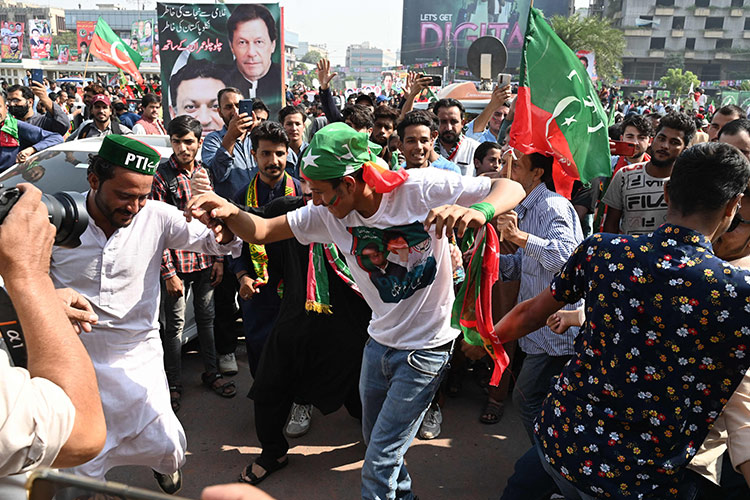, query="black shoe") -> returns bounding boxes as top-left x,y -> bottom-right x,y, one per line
153,469 -> 182,495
